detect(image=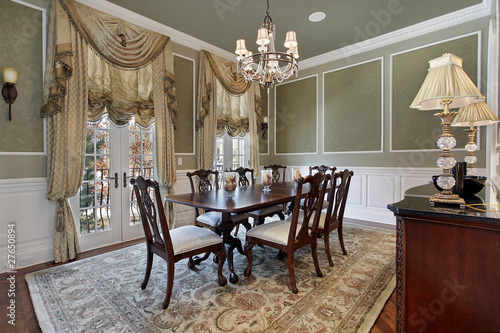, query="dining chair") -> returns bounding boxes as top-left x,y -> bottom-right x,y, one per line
131,176 -> 227,309
231,167 -> 254,187
309,165 -> 336,177
316,169 -> 353,266
303,165 -> 337,208
243,173 -> 330,294
247,164 -> 287,226
230,167 -> 254,236
187,169 -> 251,263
